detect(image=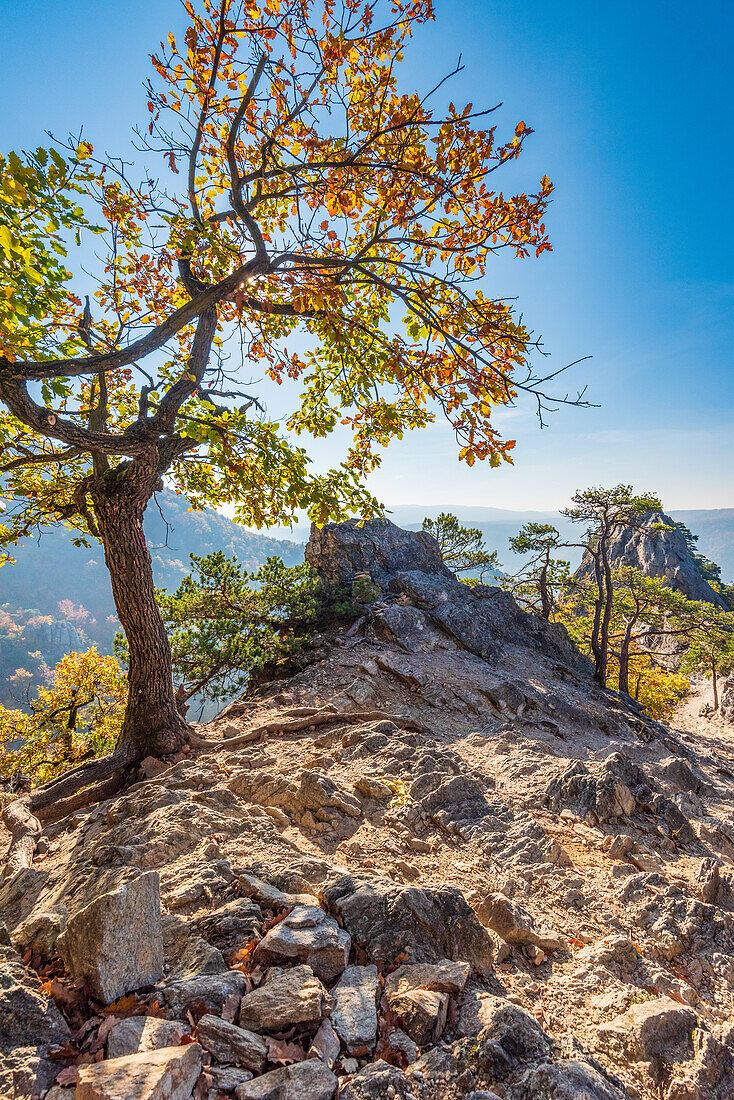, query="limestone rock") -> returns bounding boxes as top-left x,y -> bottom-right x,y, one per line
389,987 -> 449,1045
309,1018 -> 341,1067
190,897 -> 262,957
161,970 -> 248,1016
384,958 -> 470,997
196,1014 -> 267,1072
330,964 -> 380,1053
235,1058 -> 338,1100
238,965 -> 331,1032
475,893 -> 566,952
466,996 -> 551,1079
252,904 -> 350,982
339,1061 -> 412,1100
75,1043 -> 202,1100
58,871 -> 164,1002
107,1017 -> 189,1059
507,1059 -> 629,1100
574,510 -> 728,609
305,518 -> 450,589
321,874 -> 493,971
0,944 -> 71,1098
595,996 -> 697,1065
